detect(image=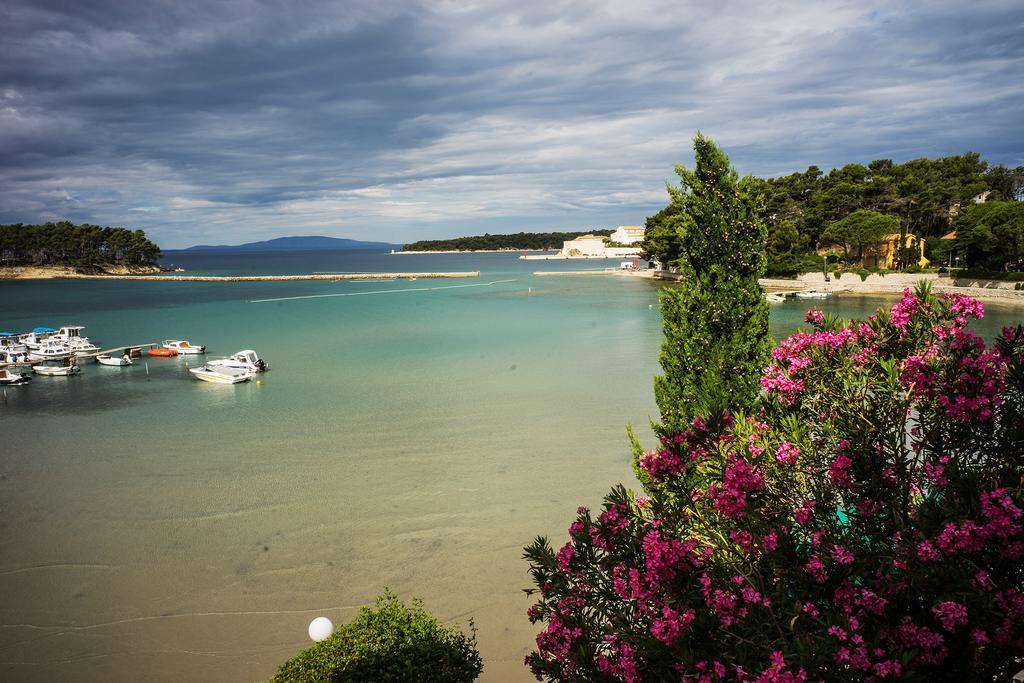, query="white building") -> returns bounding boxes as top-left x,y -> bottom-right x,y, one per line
609,225 -> 645,245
